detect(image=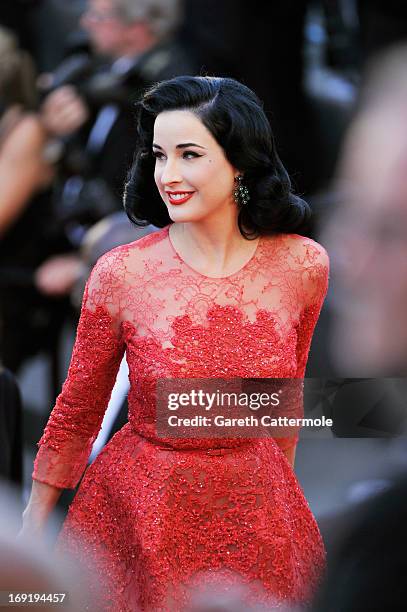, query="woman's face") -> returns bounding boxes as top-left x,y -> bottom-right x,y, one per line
153,110 -> 239,223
